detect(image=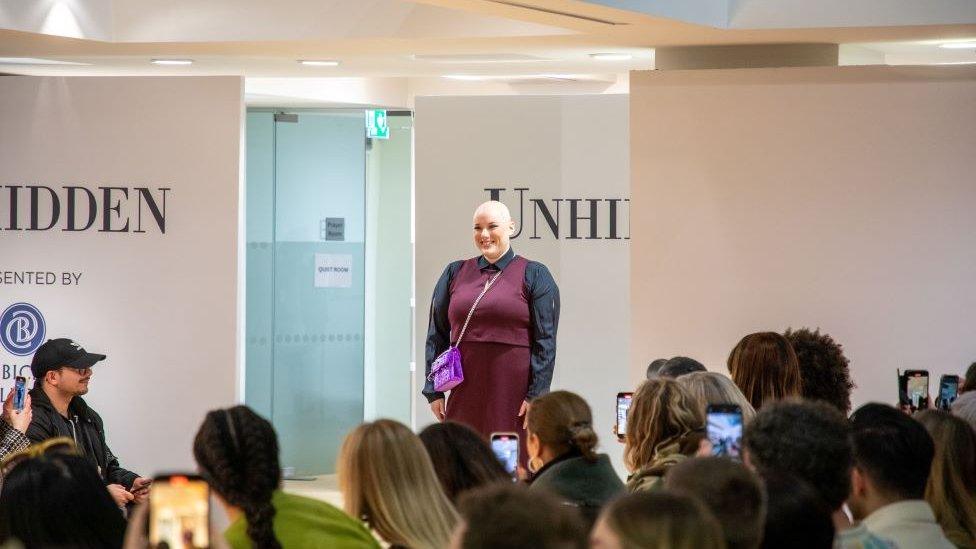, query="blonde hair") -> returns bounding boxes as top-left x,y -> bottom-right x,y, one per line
338,419 -> 458,549
624,379 -> 704,472
677,371 -> 757,424
916,411 -> 976,548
